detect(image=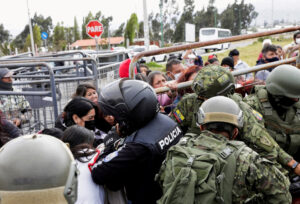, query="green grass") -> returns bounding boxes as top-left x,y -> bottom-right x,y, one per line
145,37 -> 293,72
146,62 -> 166,72
202,37 -> 293,67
